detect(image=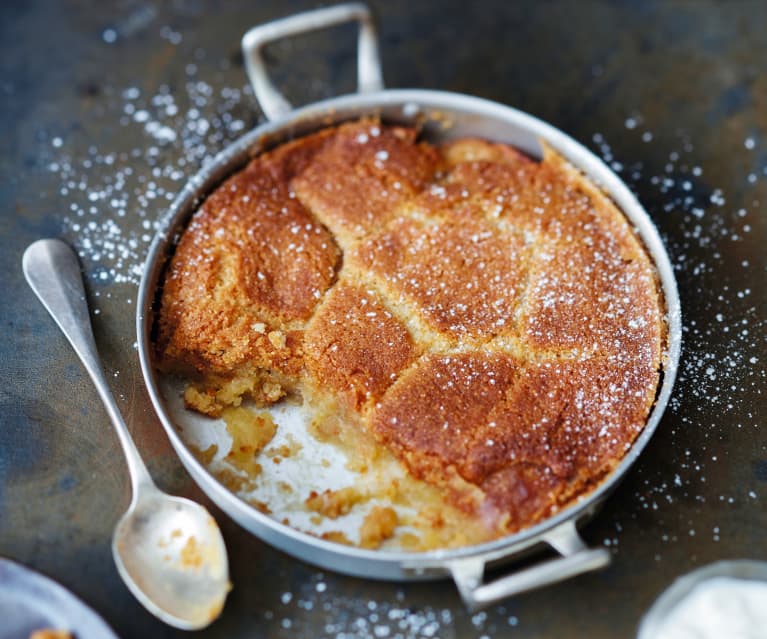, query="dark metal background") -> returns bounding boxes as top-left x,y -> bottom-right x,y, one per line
2,1 -> 765,637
